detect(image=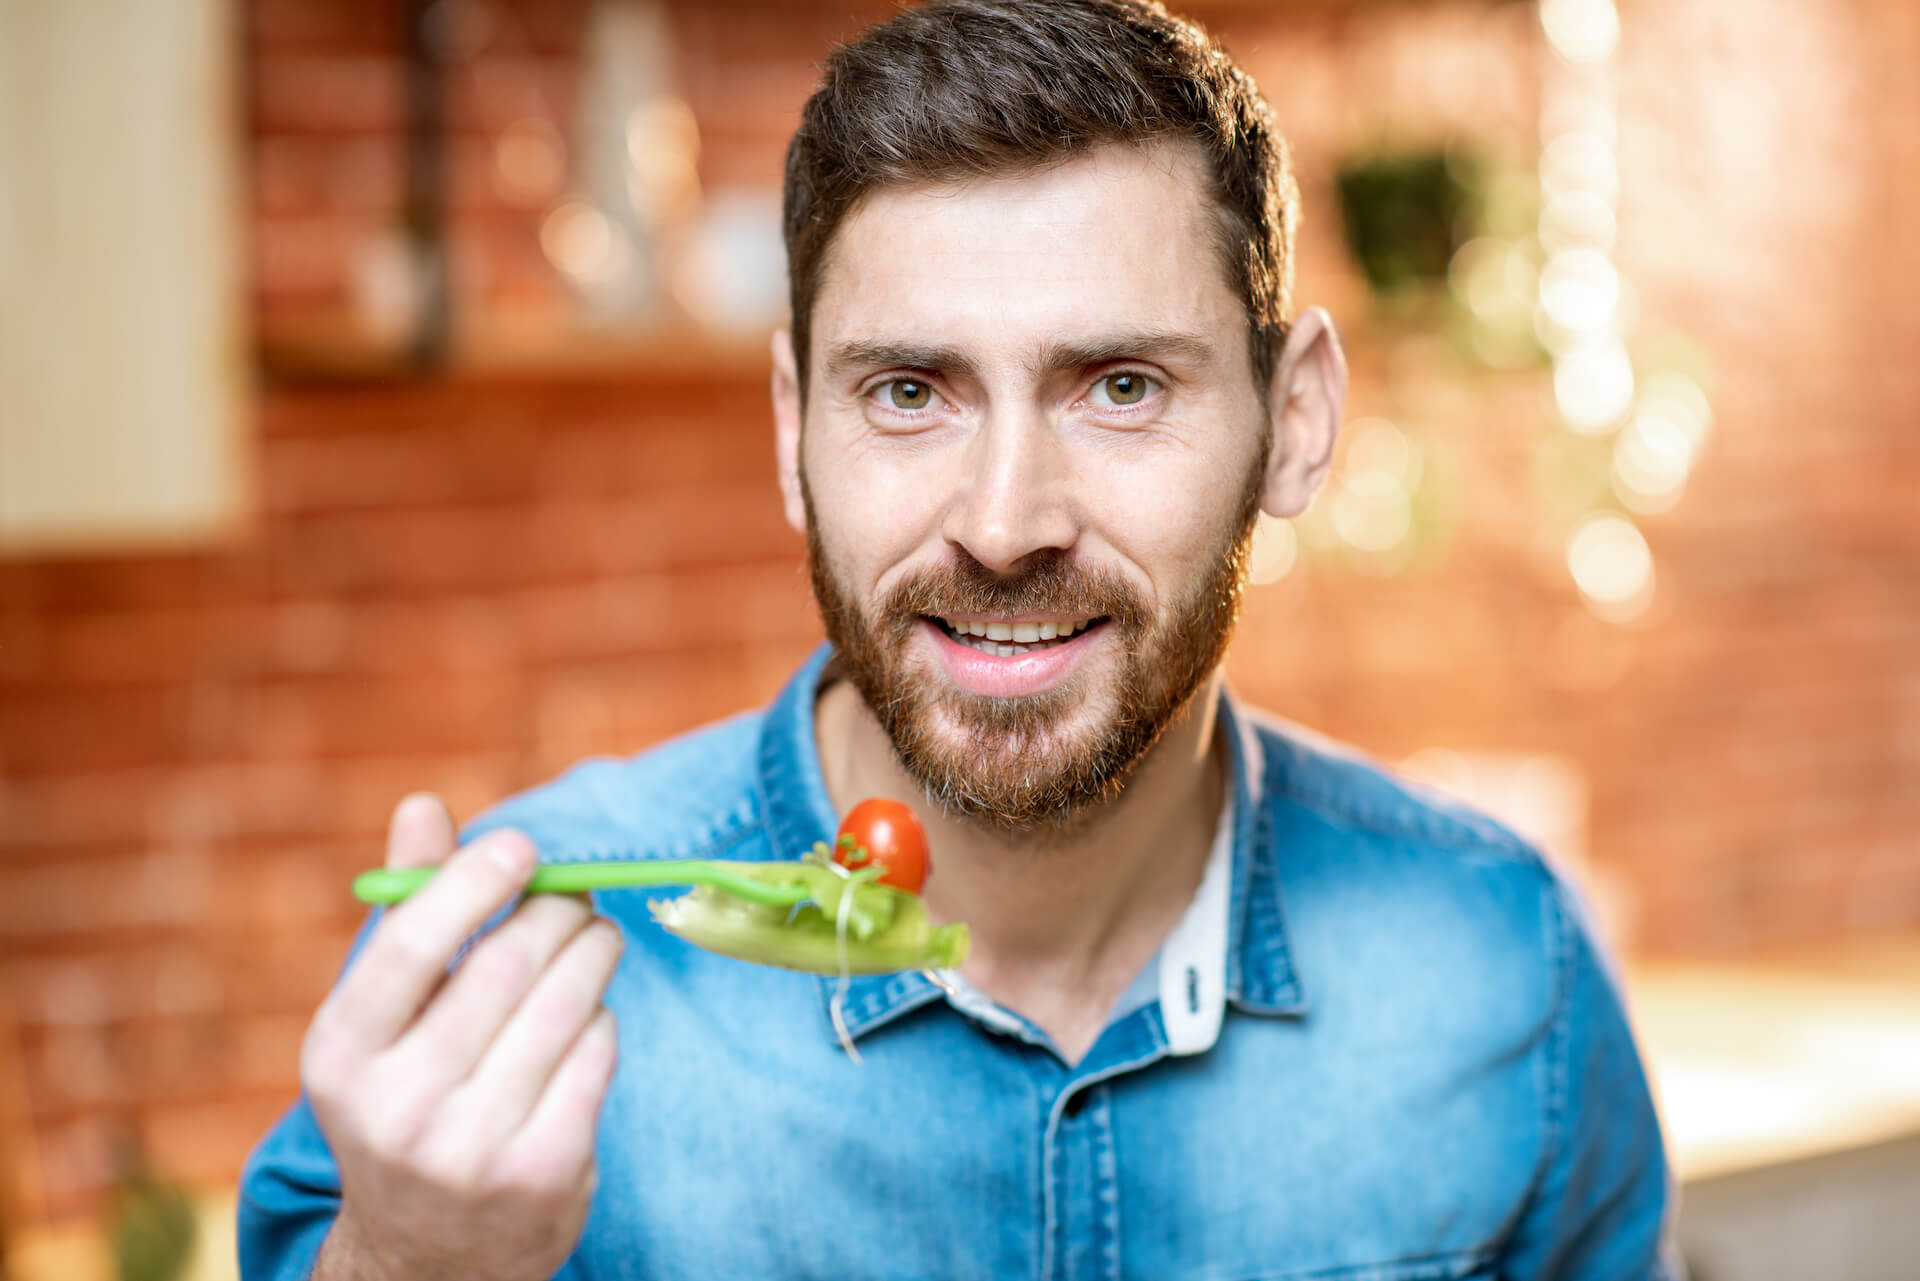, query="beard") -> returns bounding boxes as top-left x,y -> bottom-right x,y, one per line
804,446 -> 1268,836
